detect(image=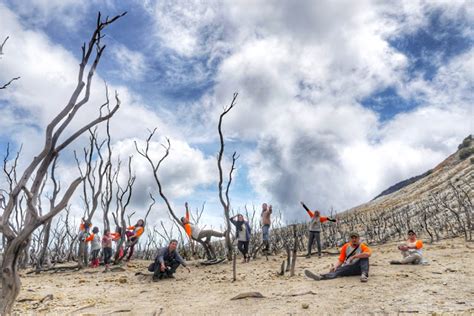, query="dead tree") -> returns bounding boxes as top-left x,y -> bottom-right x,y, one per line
135,131 -> 217,260
0,12 -> 125,314
217,93 -> 239,261
74,123 -> 111,268
0,36 -> 20,90
112,156 -> 135,264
